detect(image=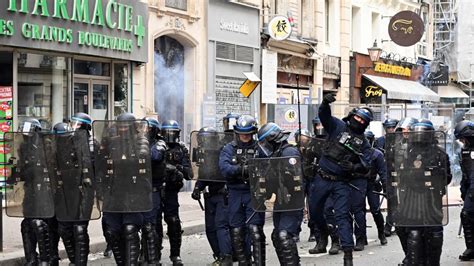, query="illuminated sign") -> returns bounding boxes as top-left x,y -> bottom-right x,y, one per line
365,85 -> 383,98
374,62 -> 411,77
